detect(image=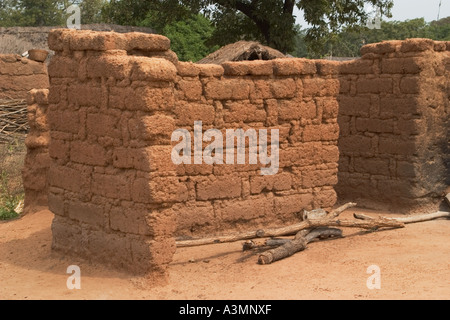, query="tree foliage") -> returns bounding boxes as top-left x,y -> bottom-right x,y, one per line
0,0 -> 67,27
293,17 -> 450,58
101,0 -> 395,53
0,0 -> 106,27
154,14 -> 219,62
